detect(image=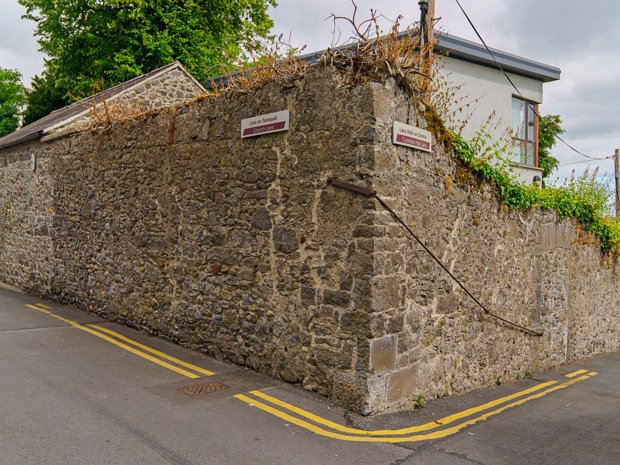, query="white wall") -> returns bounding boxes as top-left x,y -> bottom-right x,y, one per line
437,56 -> 545,184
